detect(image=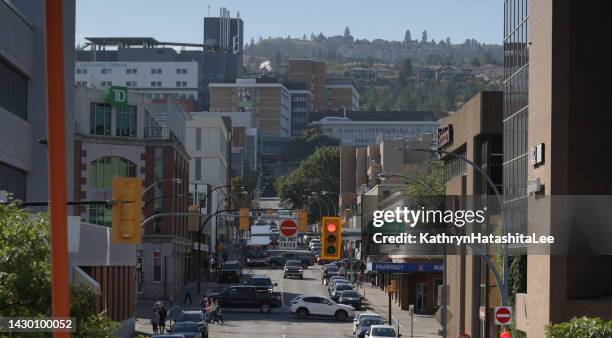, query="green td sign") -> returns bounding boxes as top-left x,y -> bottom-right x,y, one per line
106,86 -> 128,106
